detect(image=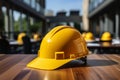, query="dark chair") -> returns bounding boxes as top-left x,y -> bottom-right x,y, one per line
0,38 -> 10,54
22,35 -> 32,54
